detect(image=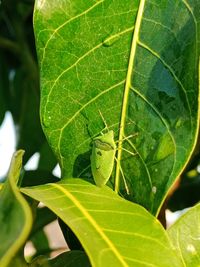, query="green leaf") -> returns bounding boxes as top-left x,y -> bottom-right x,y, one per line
49,251 -> 90,267
38,142 -> 58,172
0,52 -> 9,125
8,257 -> 29,267
0,150 -> 32,267
0,0 -> 44,164
167,203 -> 200,266
58,218 -> 83,250
22,179 -> 183,267
11,67 -> 45,164
34,0 -> 200,214
31,207 -> 57,237
31,229 -> 51,257
21,170 -> 59,187
29,251 -> 90,267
